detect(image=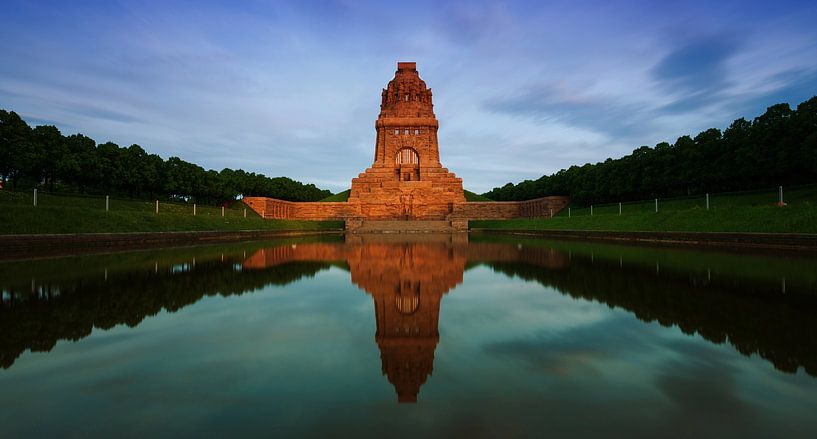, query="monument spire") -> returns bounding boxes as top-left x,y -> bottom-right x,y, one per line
347,61 -> 466,219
